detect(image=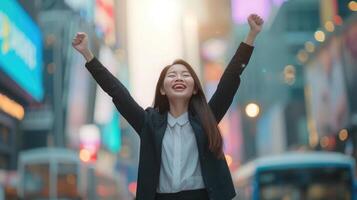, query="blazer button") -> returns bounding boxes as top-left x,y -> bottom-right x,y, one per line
241,64 -> 246,68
